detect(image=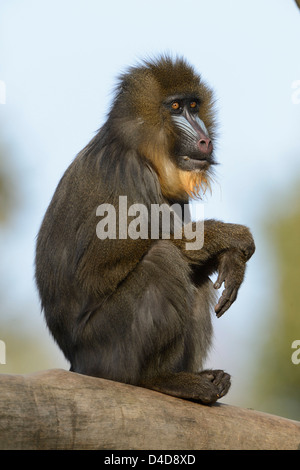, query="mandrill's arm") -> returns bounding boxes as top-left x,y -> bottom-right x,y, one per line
172,219 -> 255,317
